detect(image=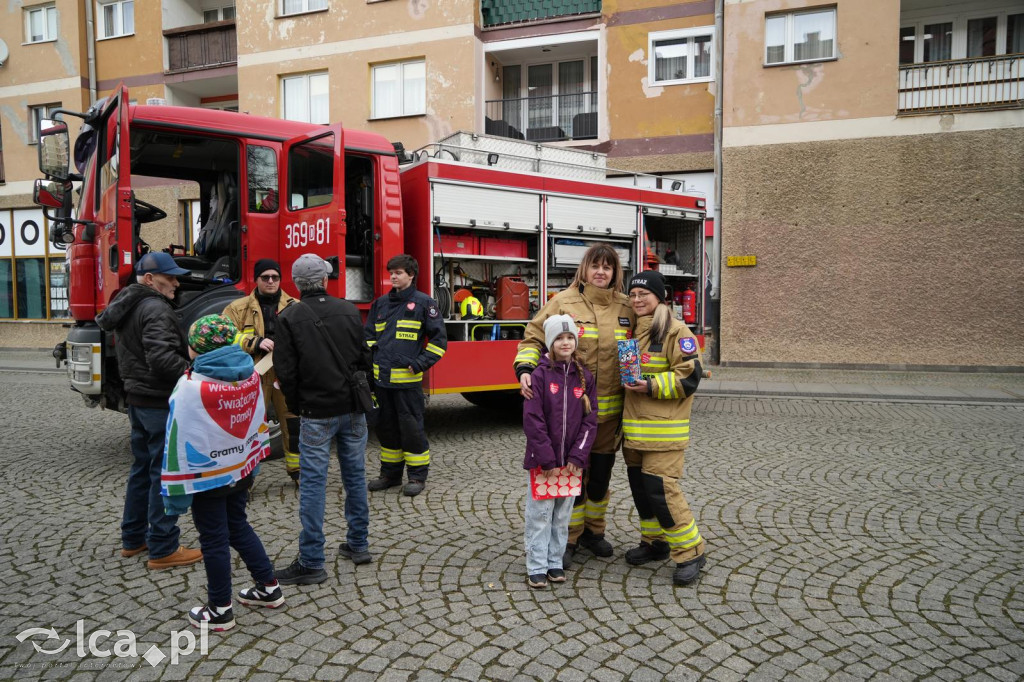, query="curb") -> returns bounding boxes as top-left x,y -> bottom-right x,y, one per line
697,389 -> 1024,406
